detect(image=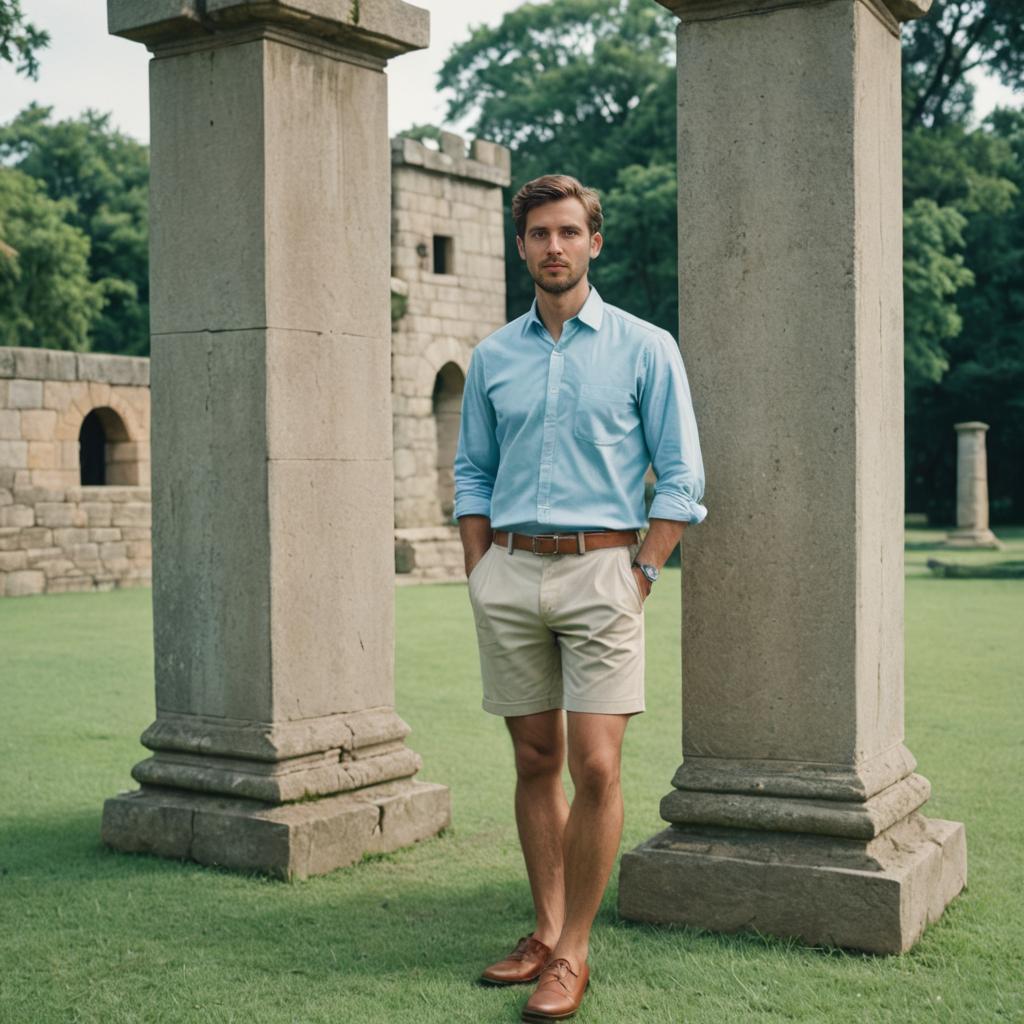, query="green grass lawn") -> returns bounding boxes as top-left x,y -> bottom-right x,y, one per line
1,529 -> 1022,1023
